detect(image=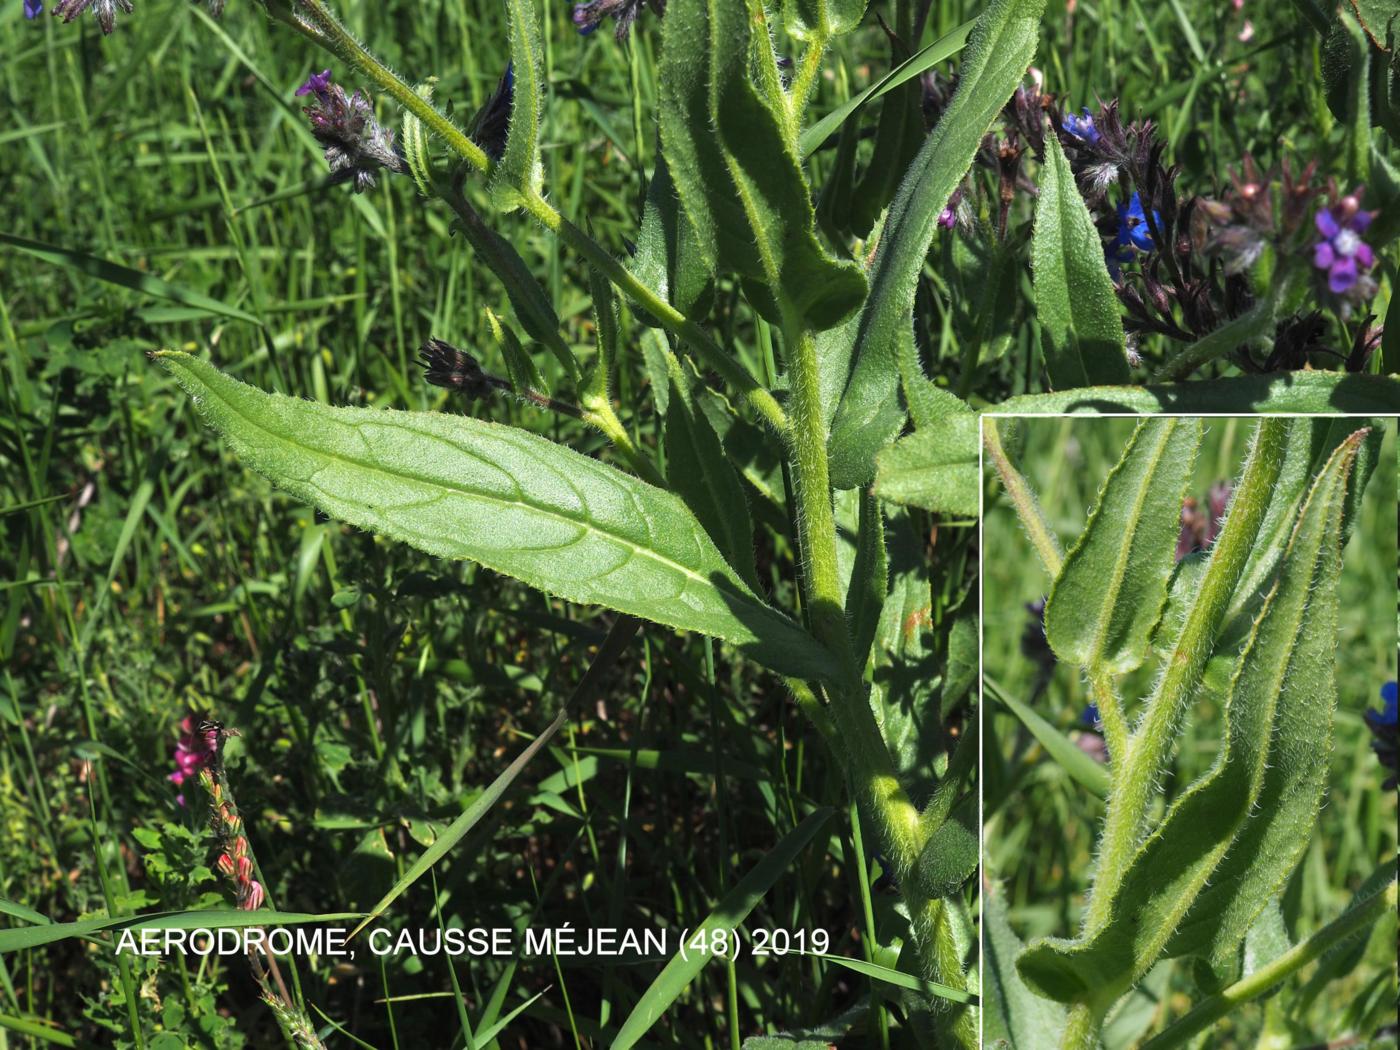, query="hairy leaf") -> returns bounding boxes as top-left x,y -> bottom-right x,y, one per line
992,372 -> 1400,414
873,416 -> 979,517
628,158 -> 715,325
1017,434 -> 1362,1007
825,0 -> 1045,488
493,0 -> 545,206
915,812 -> 978,898
783,0 -> 868,37
1031,135 -> 1132,388
156,353 -> 837,680
657,0 -> 865,330
984,879 -> 1067,1049
1045,418 -> 1203,673
846,488 -> 888,672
